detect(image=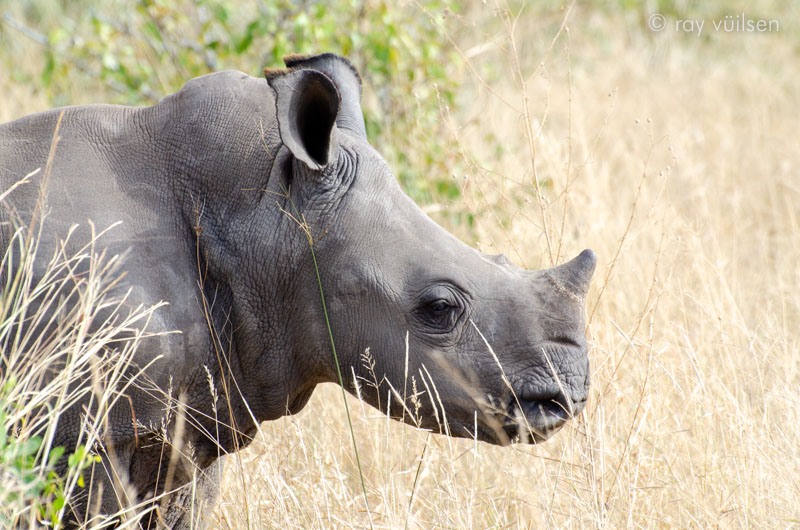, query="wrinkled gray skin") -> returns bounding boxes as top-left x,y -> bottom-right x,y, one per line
0,54 -> 595,528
